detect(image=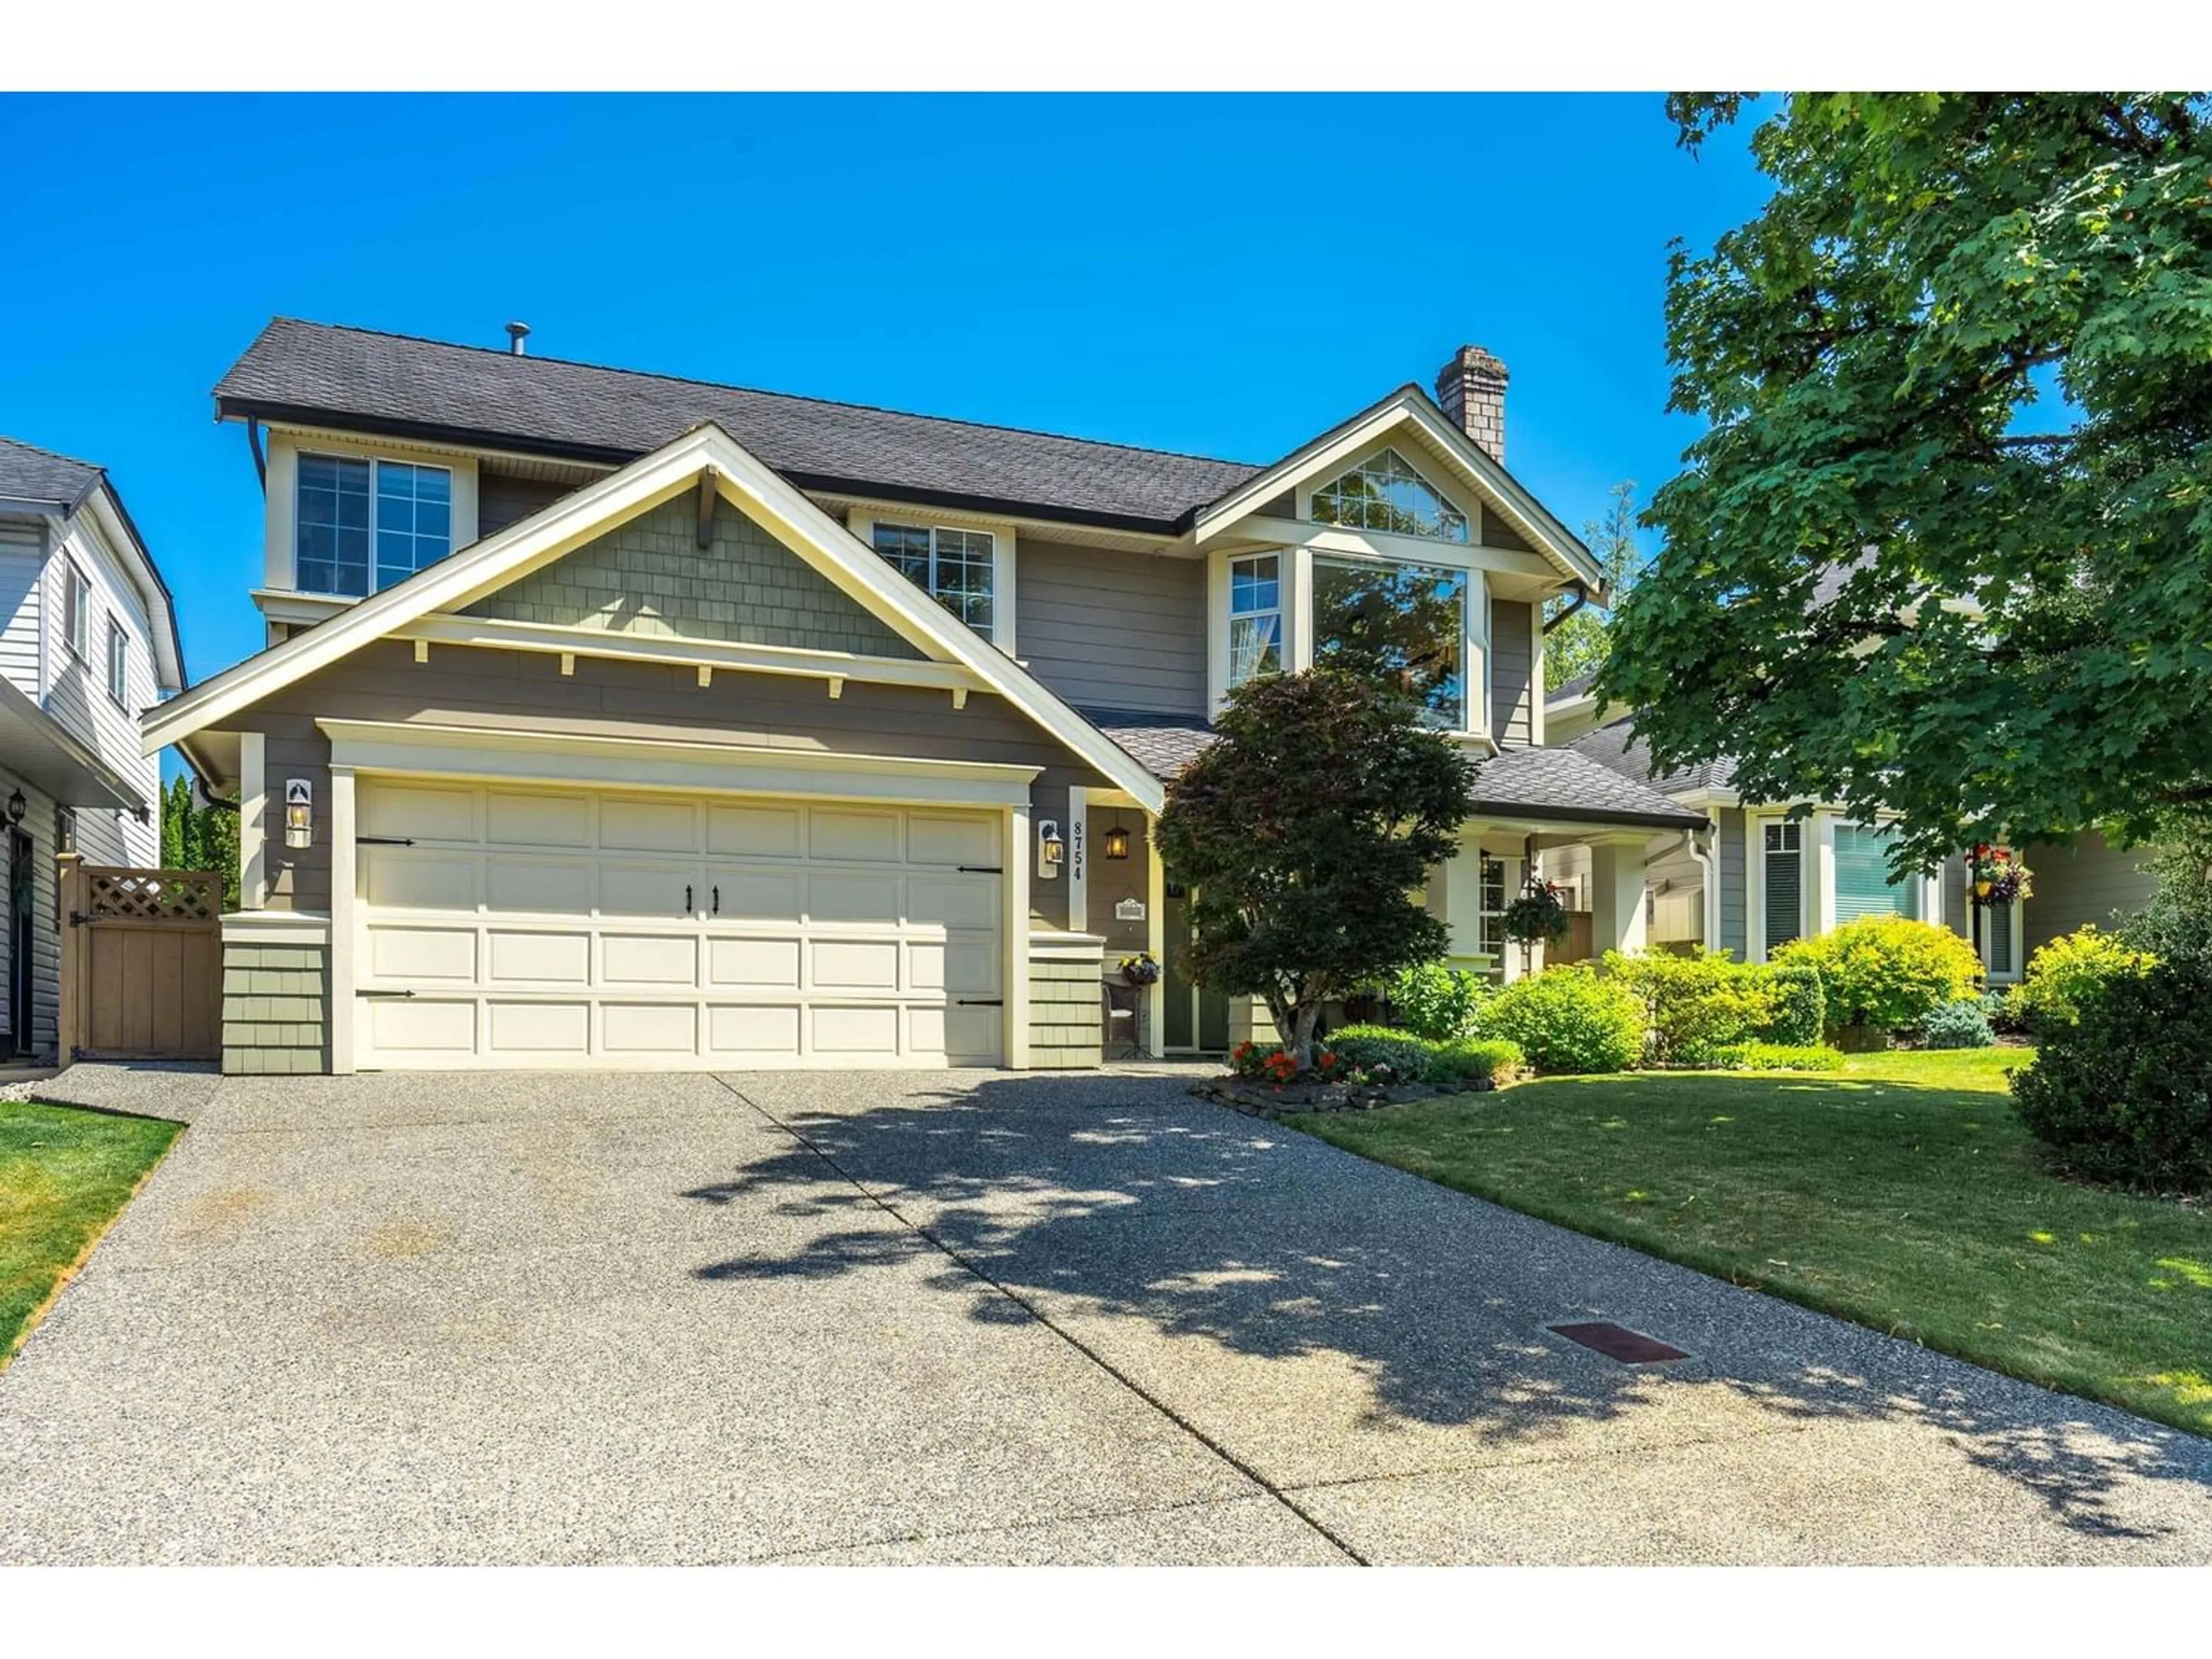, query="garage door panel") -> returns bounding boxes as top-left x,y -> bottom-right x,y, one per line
368,926 -> 476,983
906,813 -> 997,868
809,809 -> 901,863
486,929 -> 592,986
487,1001 -> 590,1055
907,876 -> 997,929
707,1003 -> 802,1057
944,1005 -> 998,1063
361,782 -> 476,843
602,1002 -> 698,1054
708,868 -> 804,923
364,996 -> 476,1055
600,797 -> 698,853
602,933 -> 699,987
486,790 -> 592,849
809,871 -> 902,924
363,851 -> 477,912
811,1004 -> 902,1055
811,939 -> 900,991
598,863 -> 697,921
485,858 -> 588,915
707,804 -> 802,859
705,935 -> 802,988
